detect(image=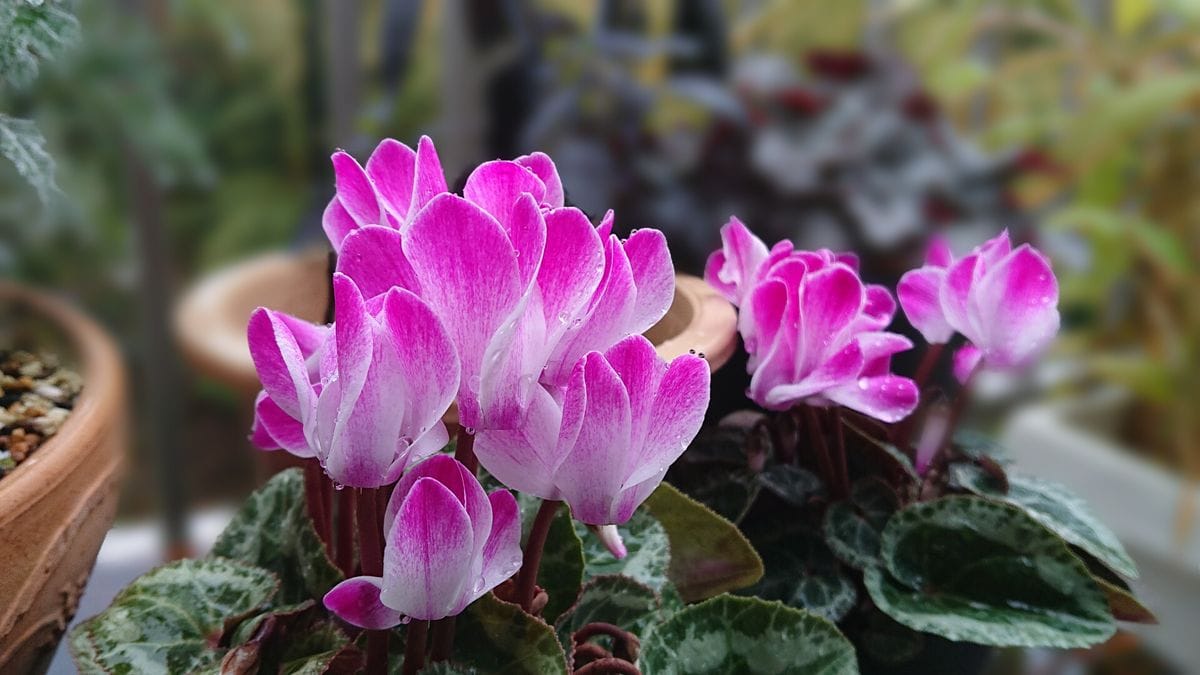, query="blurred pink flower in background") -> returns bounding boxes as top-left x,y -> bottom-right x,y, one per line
323,455 -> 521,625
897,231 -> 1059,382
